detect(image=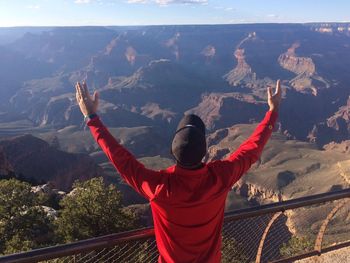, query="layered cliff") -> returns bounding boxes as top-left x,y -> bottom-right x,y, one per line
278,43 -> 329,95
224,32 -> 258,87
186,92 -> 265,130
224,48 -> 256,86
